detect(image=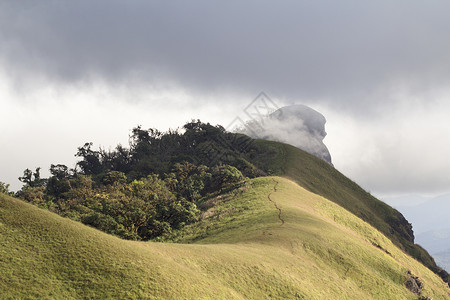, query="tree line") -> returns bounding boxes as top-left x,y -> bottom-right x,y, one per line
11,121 -> 269,240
